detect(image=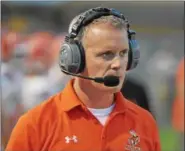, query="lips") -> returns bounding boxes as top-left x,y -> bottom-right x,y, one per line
106,74 -> 122,78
